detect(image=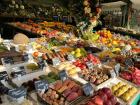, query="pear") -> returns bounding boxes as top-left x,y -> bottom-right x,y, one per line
75,48 -> 81,53
75,52 -> 82,58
